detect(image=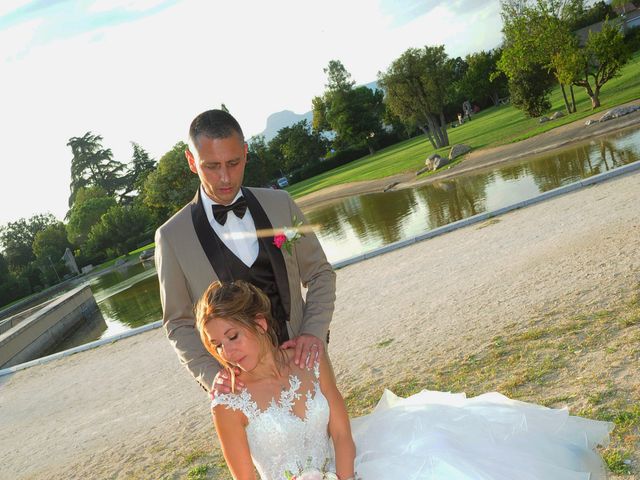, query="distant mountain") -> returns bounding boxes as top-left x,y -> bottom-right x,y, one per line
255,81 -> 380,142
258,110 -> 314,142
